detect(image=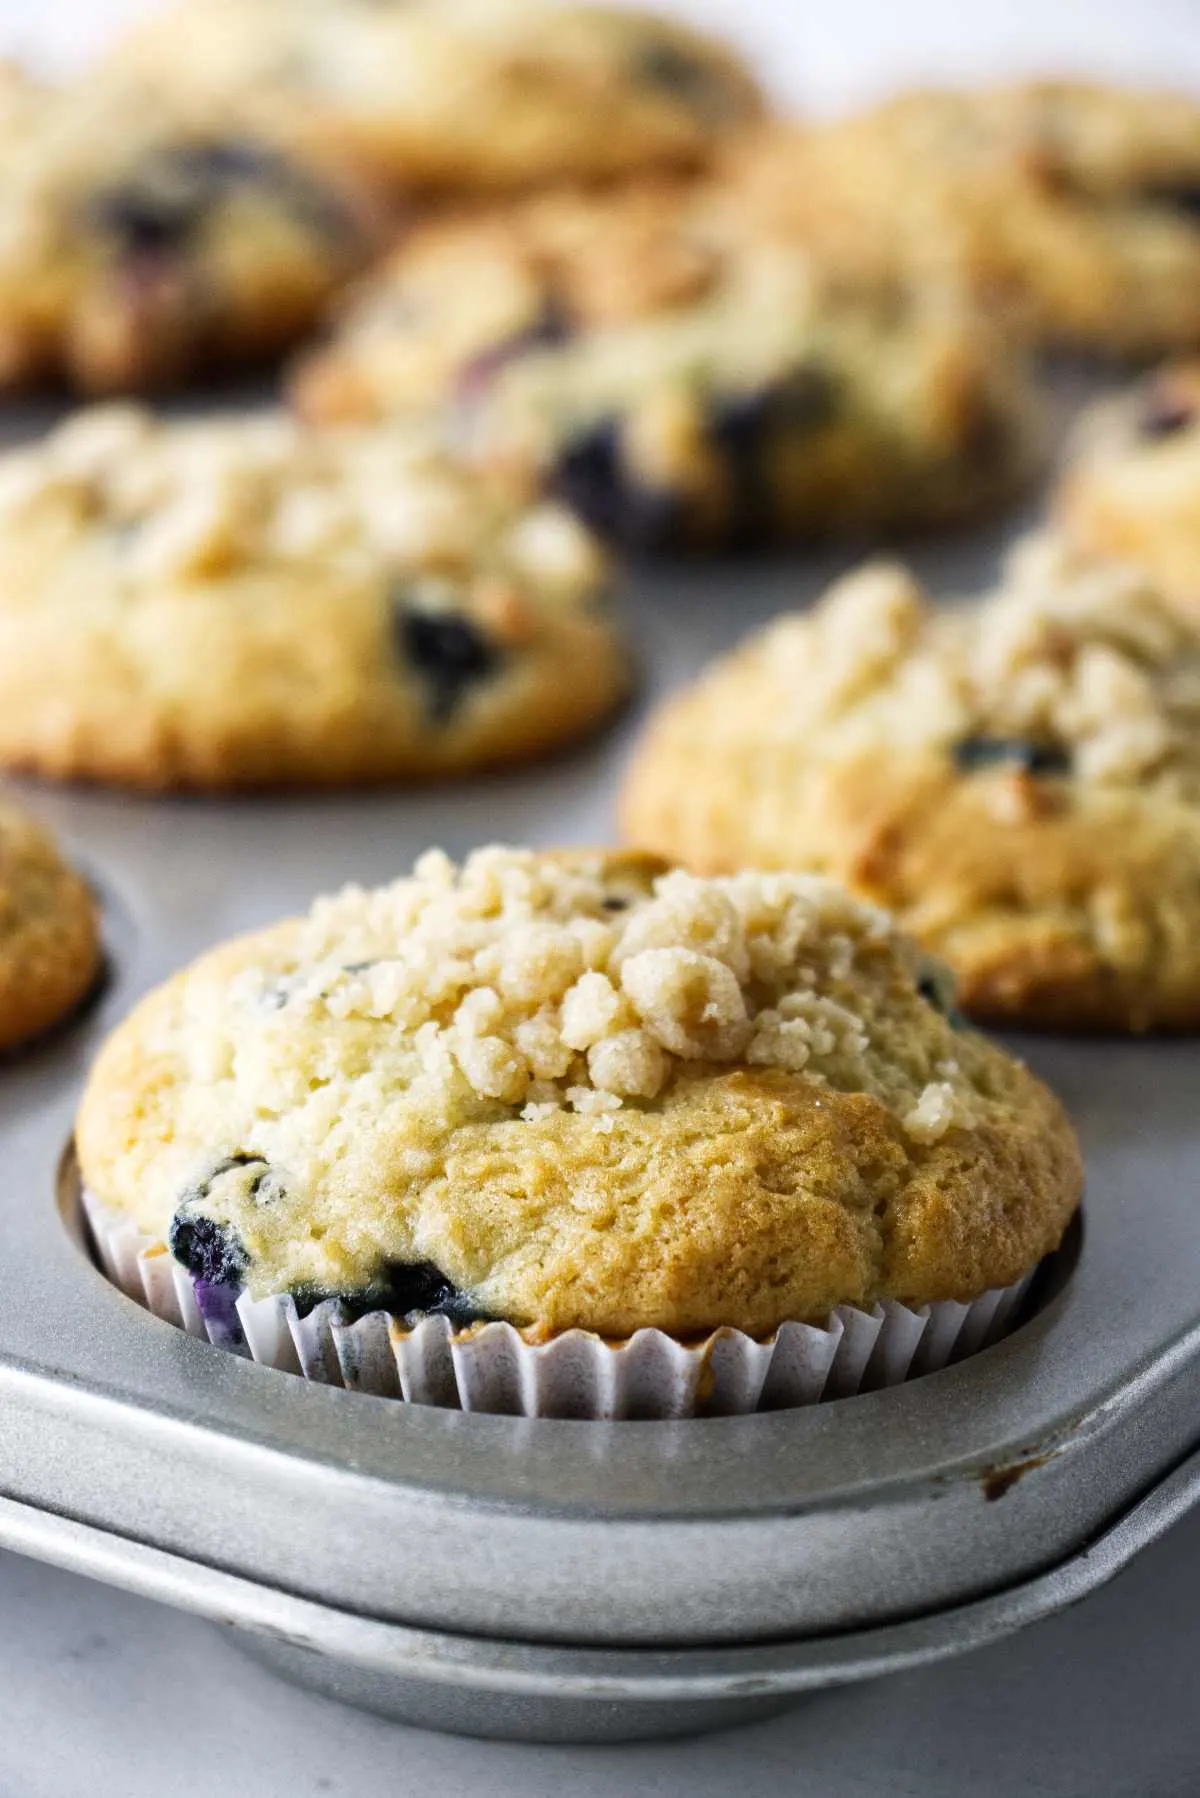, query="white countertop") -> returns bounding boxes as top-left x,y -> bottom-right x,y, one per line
3,3 -> 1199,1790
11,0 -> 1200,110
6,1507 -> 1199,1797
